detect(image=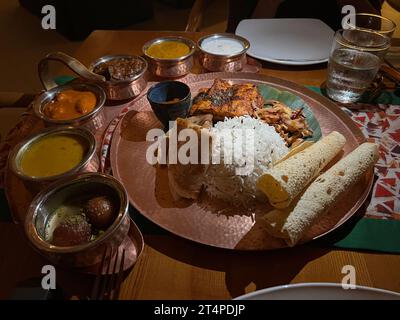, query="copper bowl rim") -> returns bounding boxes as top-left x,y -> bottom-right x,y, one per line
24,172 -> 129,254
88,54 -> 148,83
9,126 -> 96,182
197,33 -> 250,59
33,82 -> 106,125
142,36 -> 196,63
